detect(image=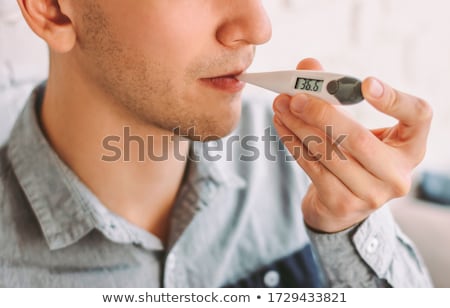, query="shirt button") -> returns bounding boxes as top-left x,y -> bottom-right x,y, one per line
366,237 -> 379,254
264,270 -> 280,287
